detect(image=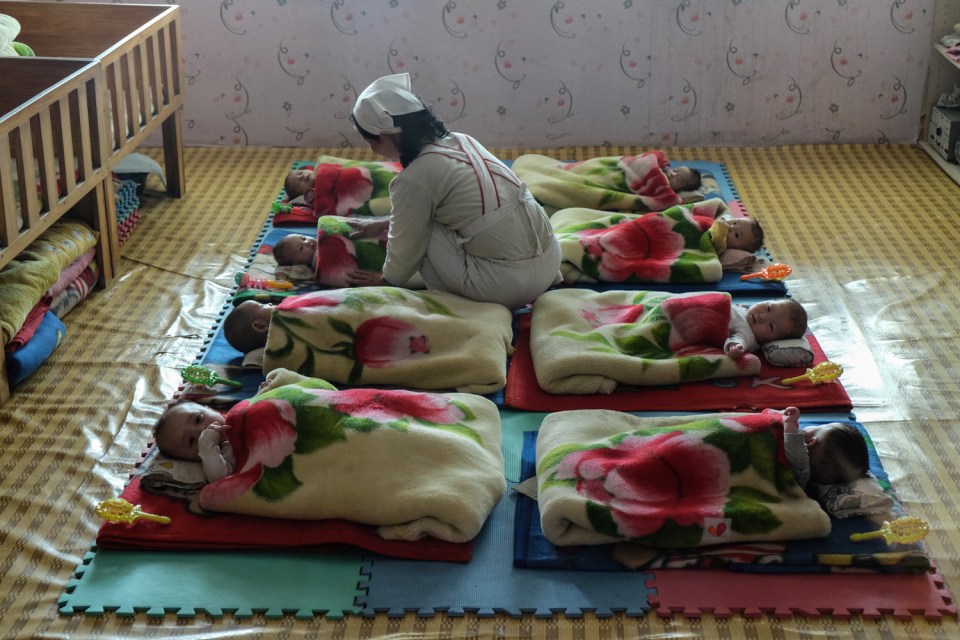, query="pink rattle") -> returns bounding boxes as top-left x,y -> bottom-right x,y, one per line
235,273 -> 293,290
